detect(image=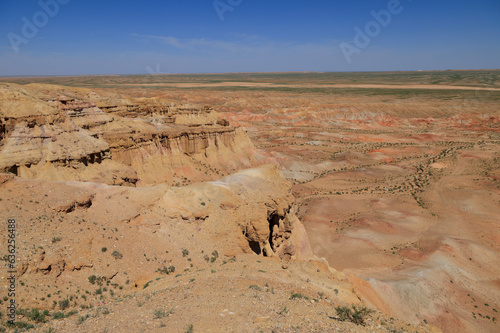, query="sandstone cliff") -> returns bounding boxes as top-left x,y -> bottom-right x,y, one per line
0,83 -> 264,186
